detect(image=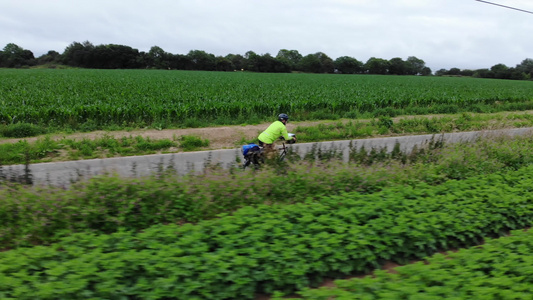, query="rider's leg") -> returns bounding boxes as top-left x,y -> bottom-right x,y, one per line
263,142 -> 277,160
